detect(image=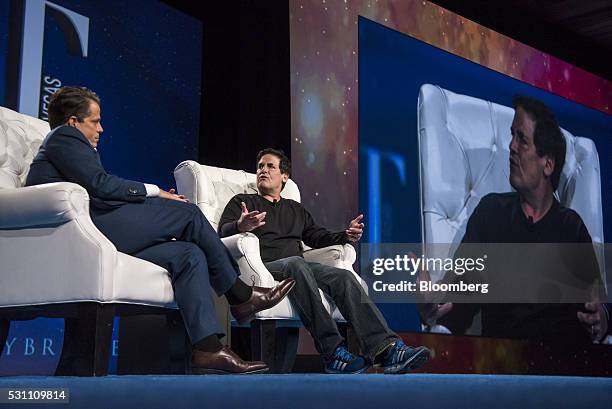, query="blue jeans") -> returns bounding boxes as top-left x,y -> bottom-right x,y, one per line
264,256 -> 397,360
